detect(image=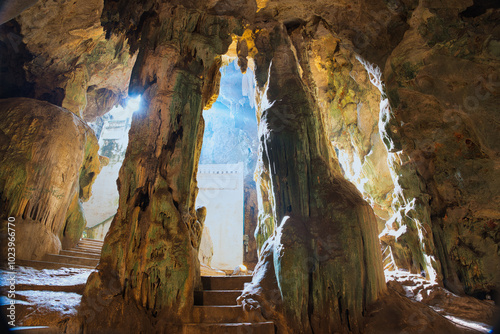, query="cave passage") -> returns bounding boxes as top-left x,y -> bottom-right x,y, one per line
196,60 -> 259,272
82,96 -> 142,240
